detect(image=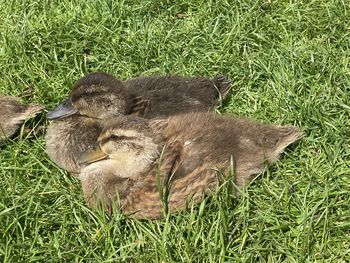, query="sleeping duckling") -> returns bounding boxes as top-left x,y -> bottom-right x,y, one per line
0,96 -> 44,145
78,113 -> 302,219
47,72 -> 232,120
46,72 -> 231,120
45,72 -> 231,173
